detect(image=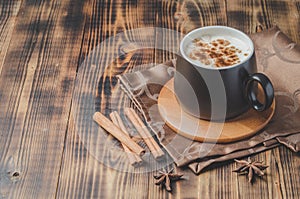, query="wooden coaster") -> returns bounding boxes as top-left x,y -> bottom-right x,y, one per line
157,78 -> 275,143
